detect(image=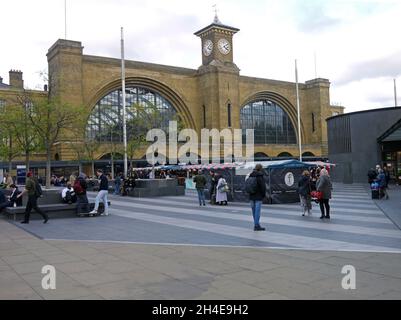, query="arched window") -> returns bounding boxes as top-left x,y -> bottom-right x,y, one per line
86,86 -> 177,142
240,99 -> 297,145
277,152 -> 293,158
302,151 -> 315,157
254,152 -> 269,161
